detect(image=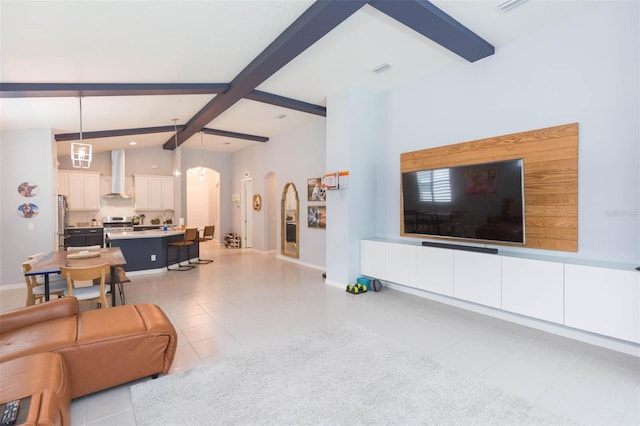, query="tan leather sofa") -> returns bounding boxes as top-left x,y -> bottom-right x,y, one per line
1,297 -> 177,424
